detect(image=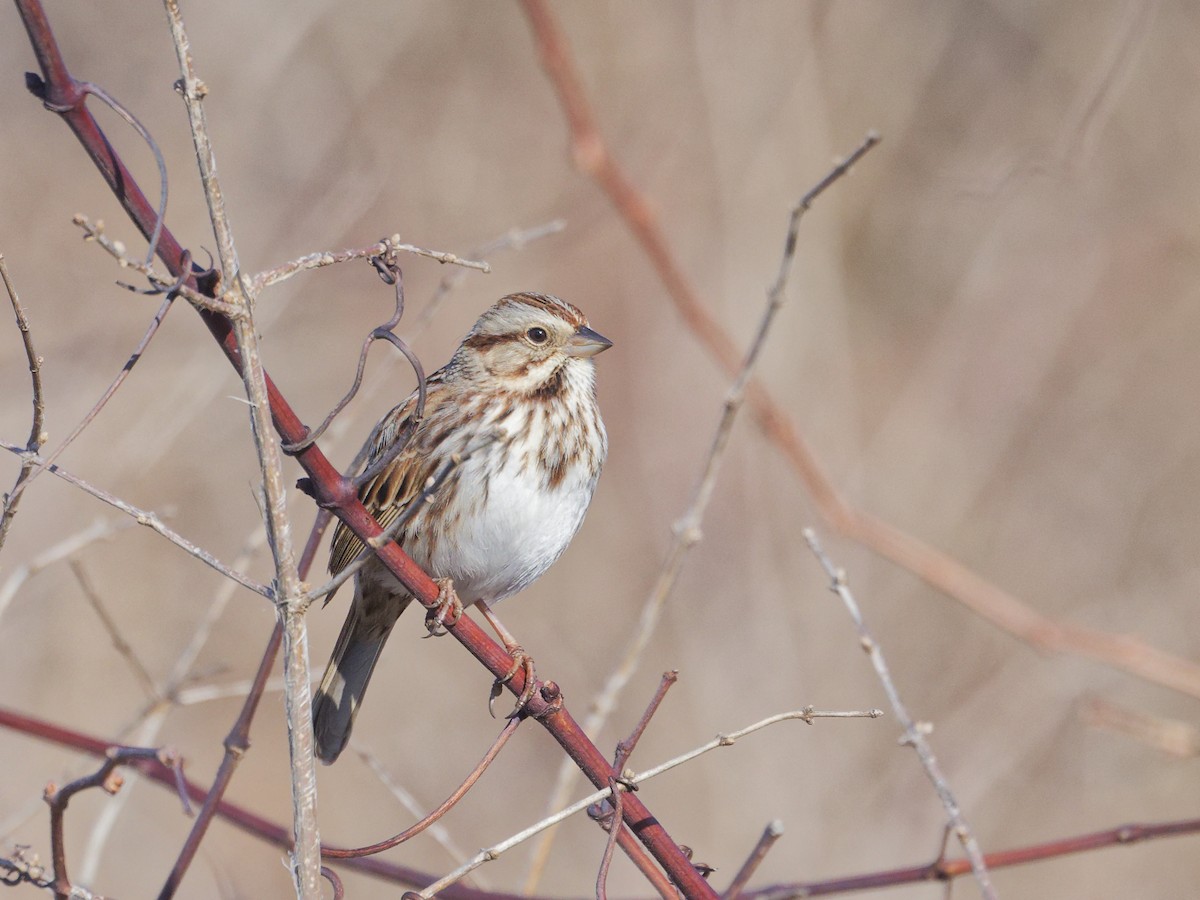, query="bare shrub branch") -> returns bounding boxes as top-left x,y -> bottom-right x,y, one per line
804,528 -> 996,899
0,442 -> 271,598
0,254 -> 45,552
162,3 -> 320,893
